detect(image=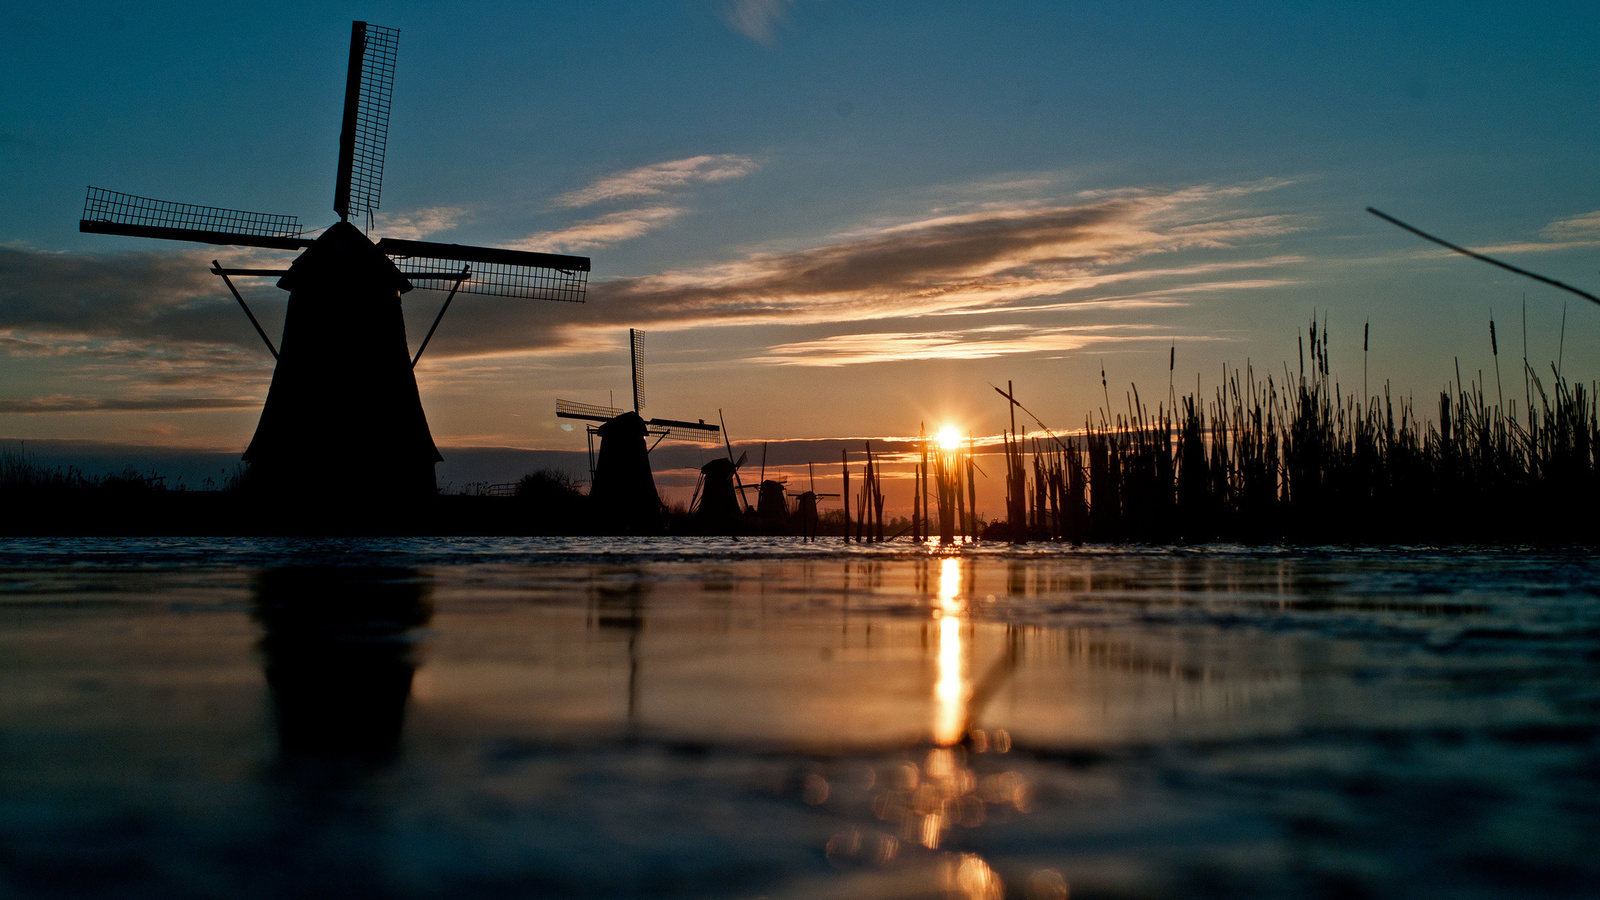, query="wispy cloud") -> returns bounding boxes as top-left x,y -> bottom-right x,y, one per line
0,247 -> 258,347
374,206 -> 469,240
397,180 -> 1303,361
1389,209 -> 1600,259
578,184 -> 1300,325
721,0 -> 796,44
0,395 -> 257,413
511,206 -> 683,253
750,324 -> 1220,367
555,155 -> 760,208
1541,210 -> 1600,240
1,180 -> 1302,371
